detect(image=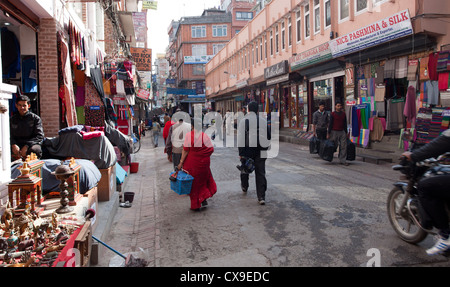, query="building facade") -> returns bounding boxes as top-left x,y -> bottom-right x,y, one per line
0,0 -> 148,209
206,0 -> 450,132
